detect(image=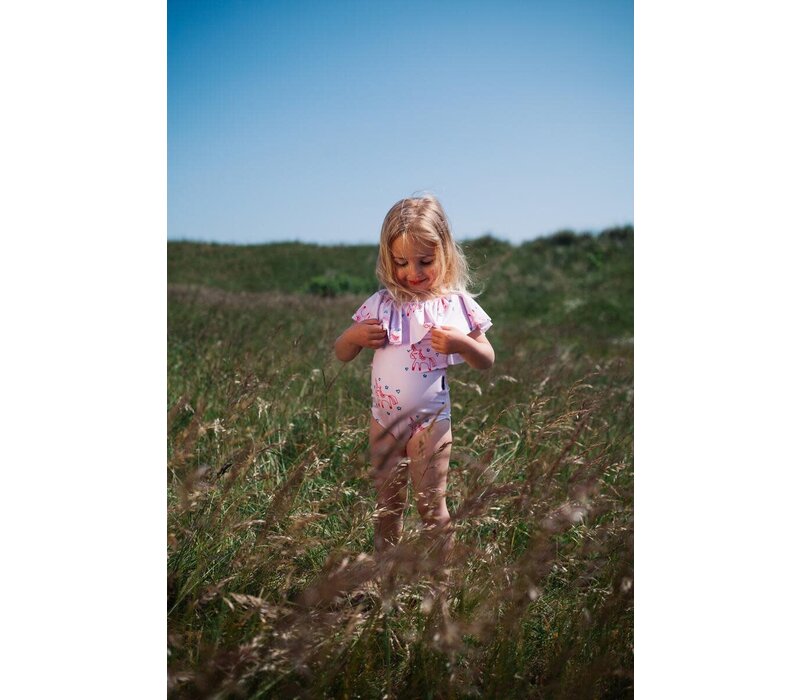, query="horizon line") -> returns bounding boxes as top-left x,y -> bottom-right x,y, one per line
166,223 -> 634,247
